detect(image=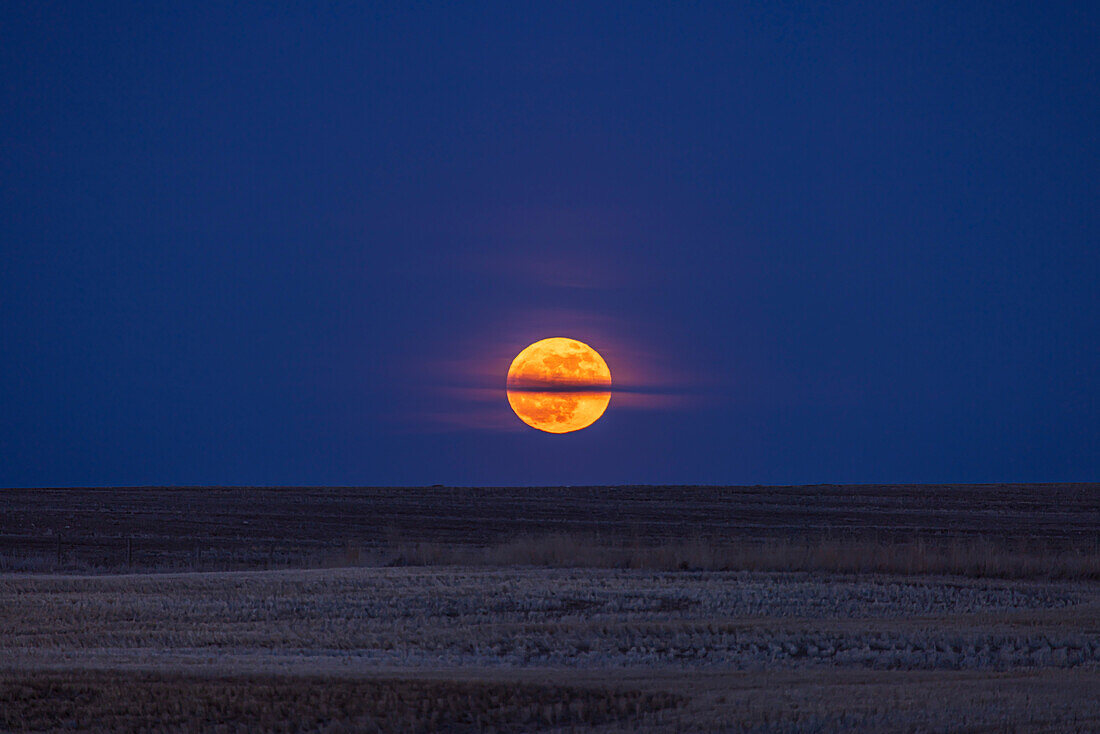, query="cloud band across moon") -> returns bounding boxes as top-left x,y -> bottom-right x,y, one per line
505,338 -> 612,433
398,322 -> 708,432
